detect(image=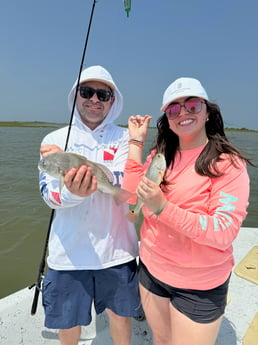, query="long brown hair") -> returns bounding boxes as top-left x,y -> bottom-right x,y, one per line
152,101 -> 253,178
